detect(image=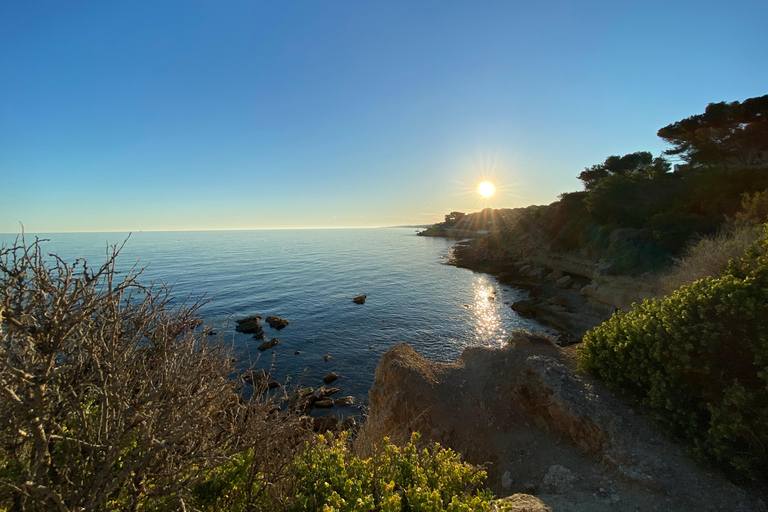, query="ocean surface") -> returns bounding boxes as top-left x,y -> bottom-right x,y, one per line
0,228 -> 547,413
